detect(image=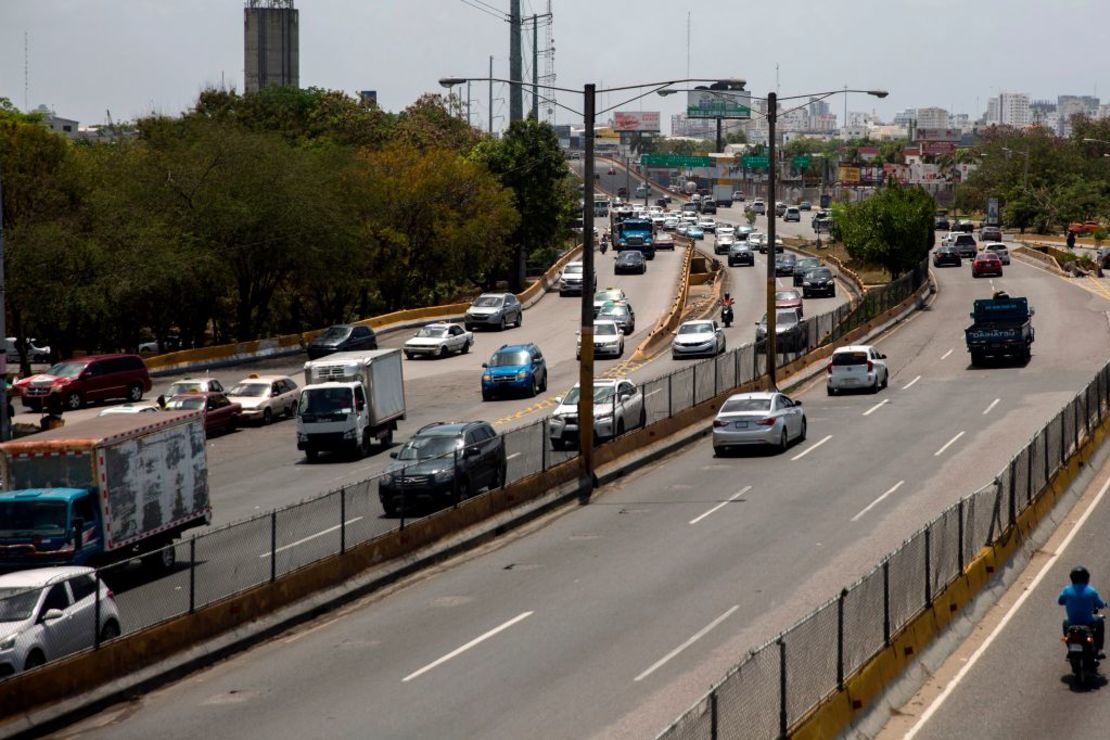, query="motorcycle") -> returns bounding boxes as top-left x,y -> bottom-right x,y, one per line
721,304 -> 734,328
1064,618 -> 1102,687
